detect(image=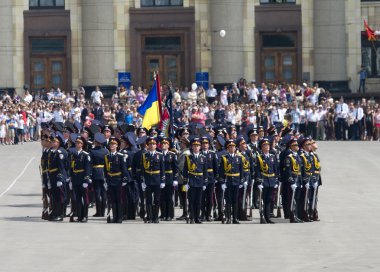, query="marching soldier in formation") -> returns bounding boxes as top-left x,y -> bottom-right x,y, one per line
68,136 -> 92,222
40,134 -> 51,220
310,139 -> 321,221
104,136 -> 128,223
298,136 -> 314,222
176,134 -> 191,221
89,132 -> 109,217
160,137 -> 178,221
47,132 -> 68,221
141,137 -> 165,223
183,137 -> 208,224
200,135 -> 218,222
219,139 -> 245,224
255,138 -> 279,224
